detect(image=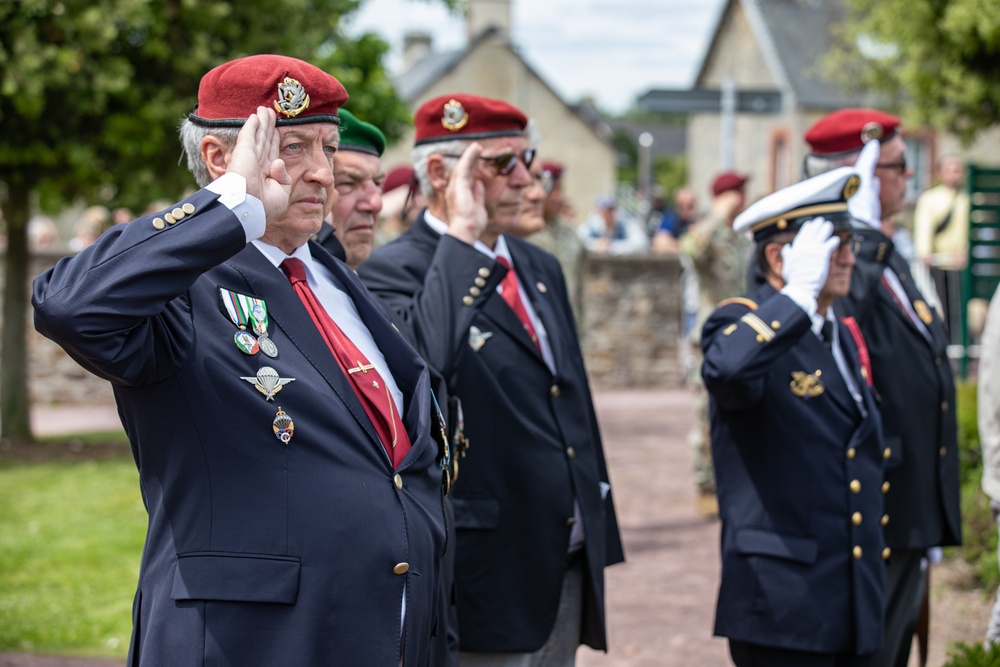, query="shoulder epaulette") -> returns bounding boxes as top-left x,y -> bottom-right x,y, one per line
716,297 -> 758,311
